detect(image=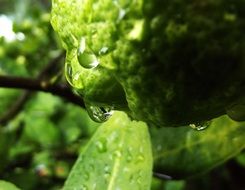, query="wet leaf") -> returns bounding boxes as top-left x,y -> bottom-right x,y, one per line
0,180 -> 20,190
63,111 -> 152,190
151,115 -> 245,178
